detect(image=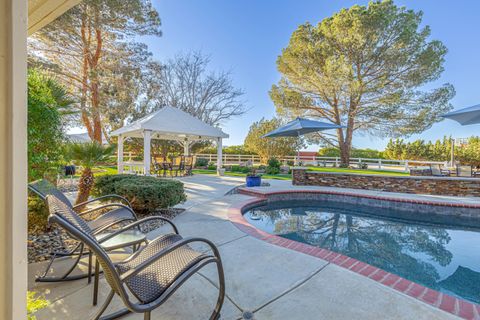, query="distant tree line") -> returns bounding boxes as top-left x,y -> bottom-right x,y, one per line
384,137 -> 480,166
192,135 -> 480,167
